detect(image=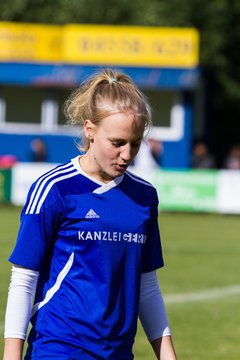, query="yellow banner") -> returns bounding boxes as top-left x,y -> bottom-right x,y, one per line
0,22 -> 199,68
64,25 -> 199,68
0,22 -> 62,62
